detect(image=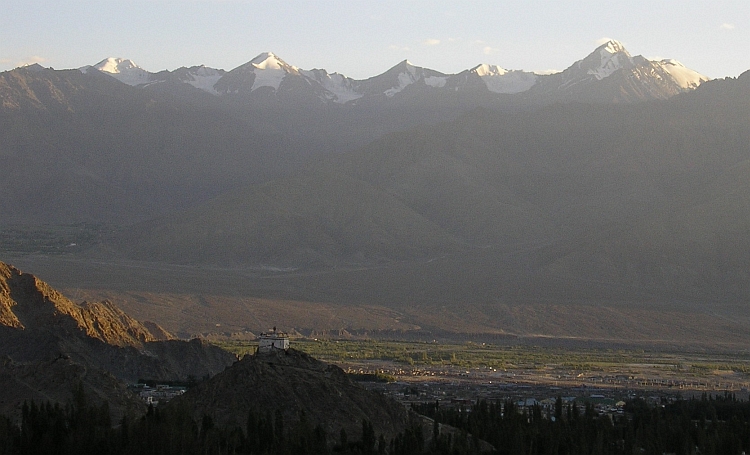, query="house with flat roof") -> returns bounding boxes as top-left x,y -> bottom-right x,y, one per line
258,327 -> 289,352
